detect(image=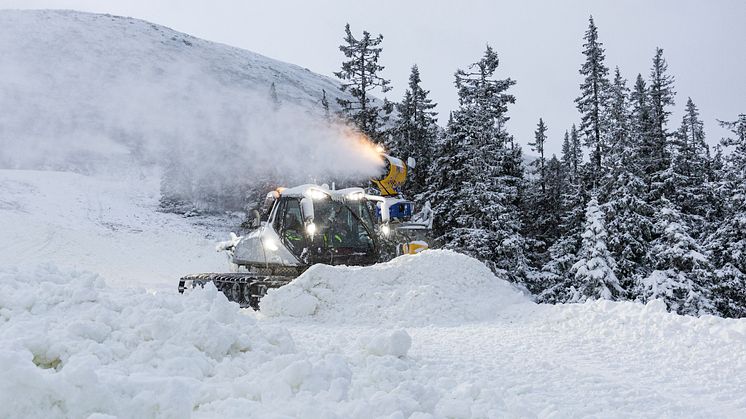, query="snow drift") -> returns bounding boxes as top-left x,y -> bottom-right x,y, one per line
260,250 -> 531,325
0,265 -> 458,419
